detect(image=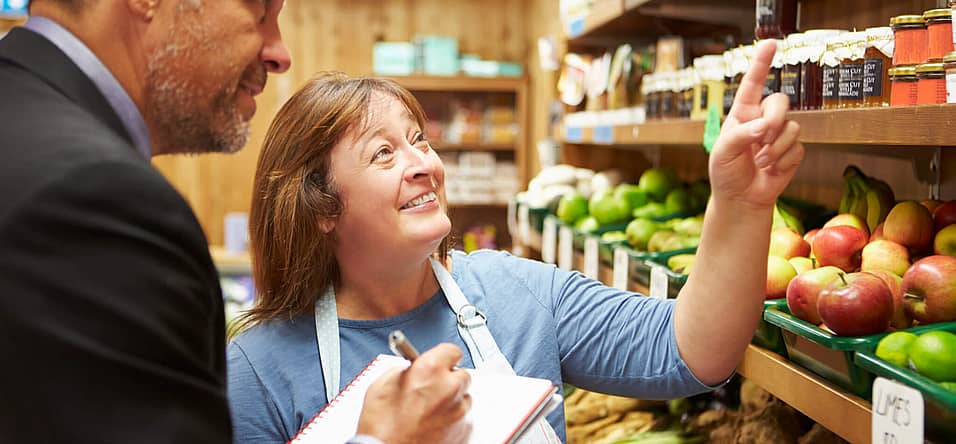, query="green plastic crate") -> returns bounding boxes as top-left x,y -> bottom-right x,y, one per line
764,307 -> 891,398
625,245 -> 697,290
571,222 -> 629,250
753,299 -> 789,357
855,323 -> 956,438
640,258 -> 689,299
597,238 -> 628,266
